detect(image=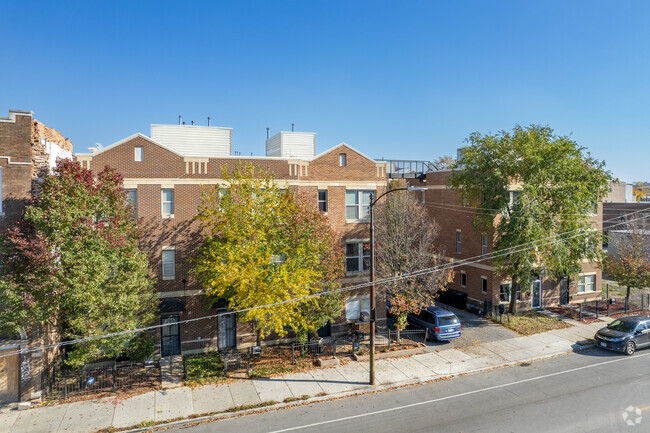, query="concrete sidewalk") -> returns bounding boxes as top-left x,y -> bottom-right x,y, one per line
0,318 -> 607,433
